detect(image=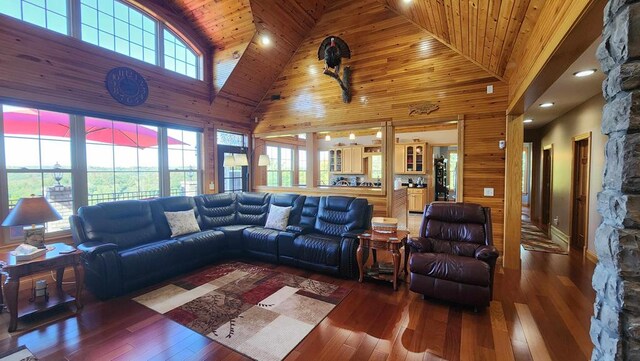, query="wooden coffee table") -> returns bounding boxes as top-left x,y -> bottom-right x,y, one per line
356,230 -> 410,291
0,243 -> 84,332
